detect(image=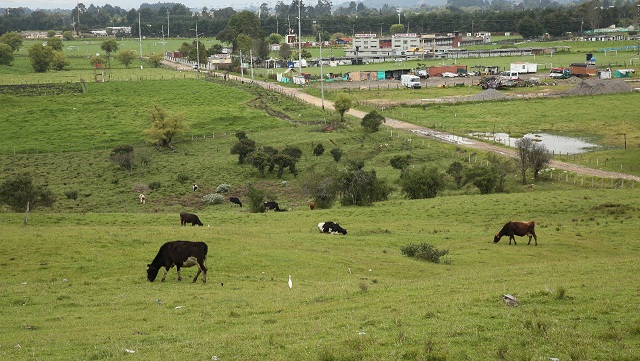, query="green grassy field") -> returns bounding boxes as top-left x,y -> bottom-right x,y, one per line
1,189 -> 639,360
1,42 -> 640,360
